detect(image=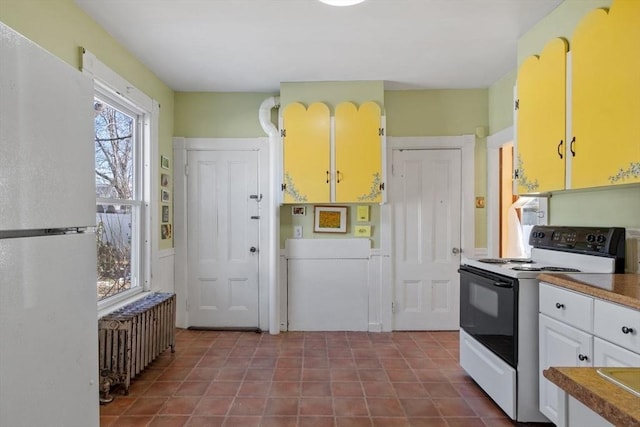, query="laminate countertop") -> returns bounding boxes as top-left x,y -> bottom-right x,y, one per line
537,273 -> 640,310
543,367 -> 640,427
